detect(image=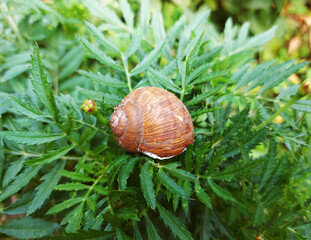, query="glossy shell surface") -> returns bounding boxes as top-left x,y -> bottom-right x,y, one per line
110,87 -> 194,159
